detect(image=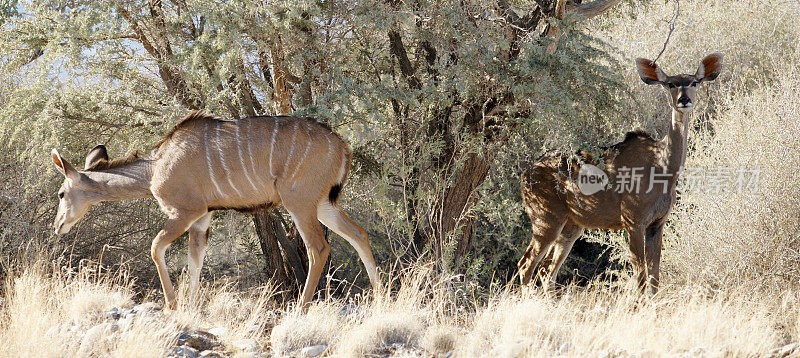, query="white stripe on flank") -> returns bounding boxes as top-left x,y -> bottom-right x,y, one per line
243,119 -> 266,187
337,149 -> 347,183
269,117 -> 278,178
282,120 -> 300,175
324,131 -> 334,167
204,121 -> 225,199
216,125 -> 243,196
235,120 -> 260,193
288,121 -> 312,185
